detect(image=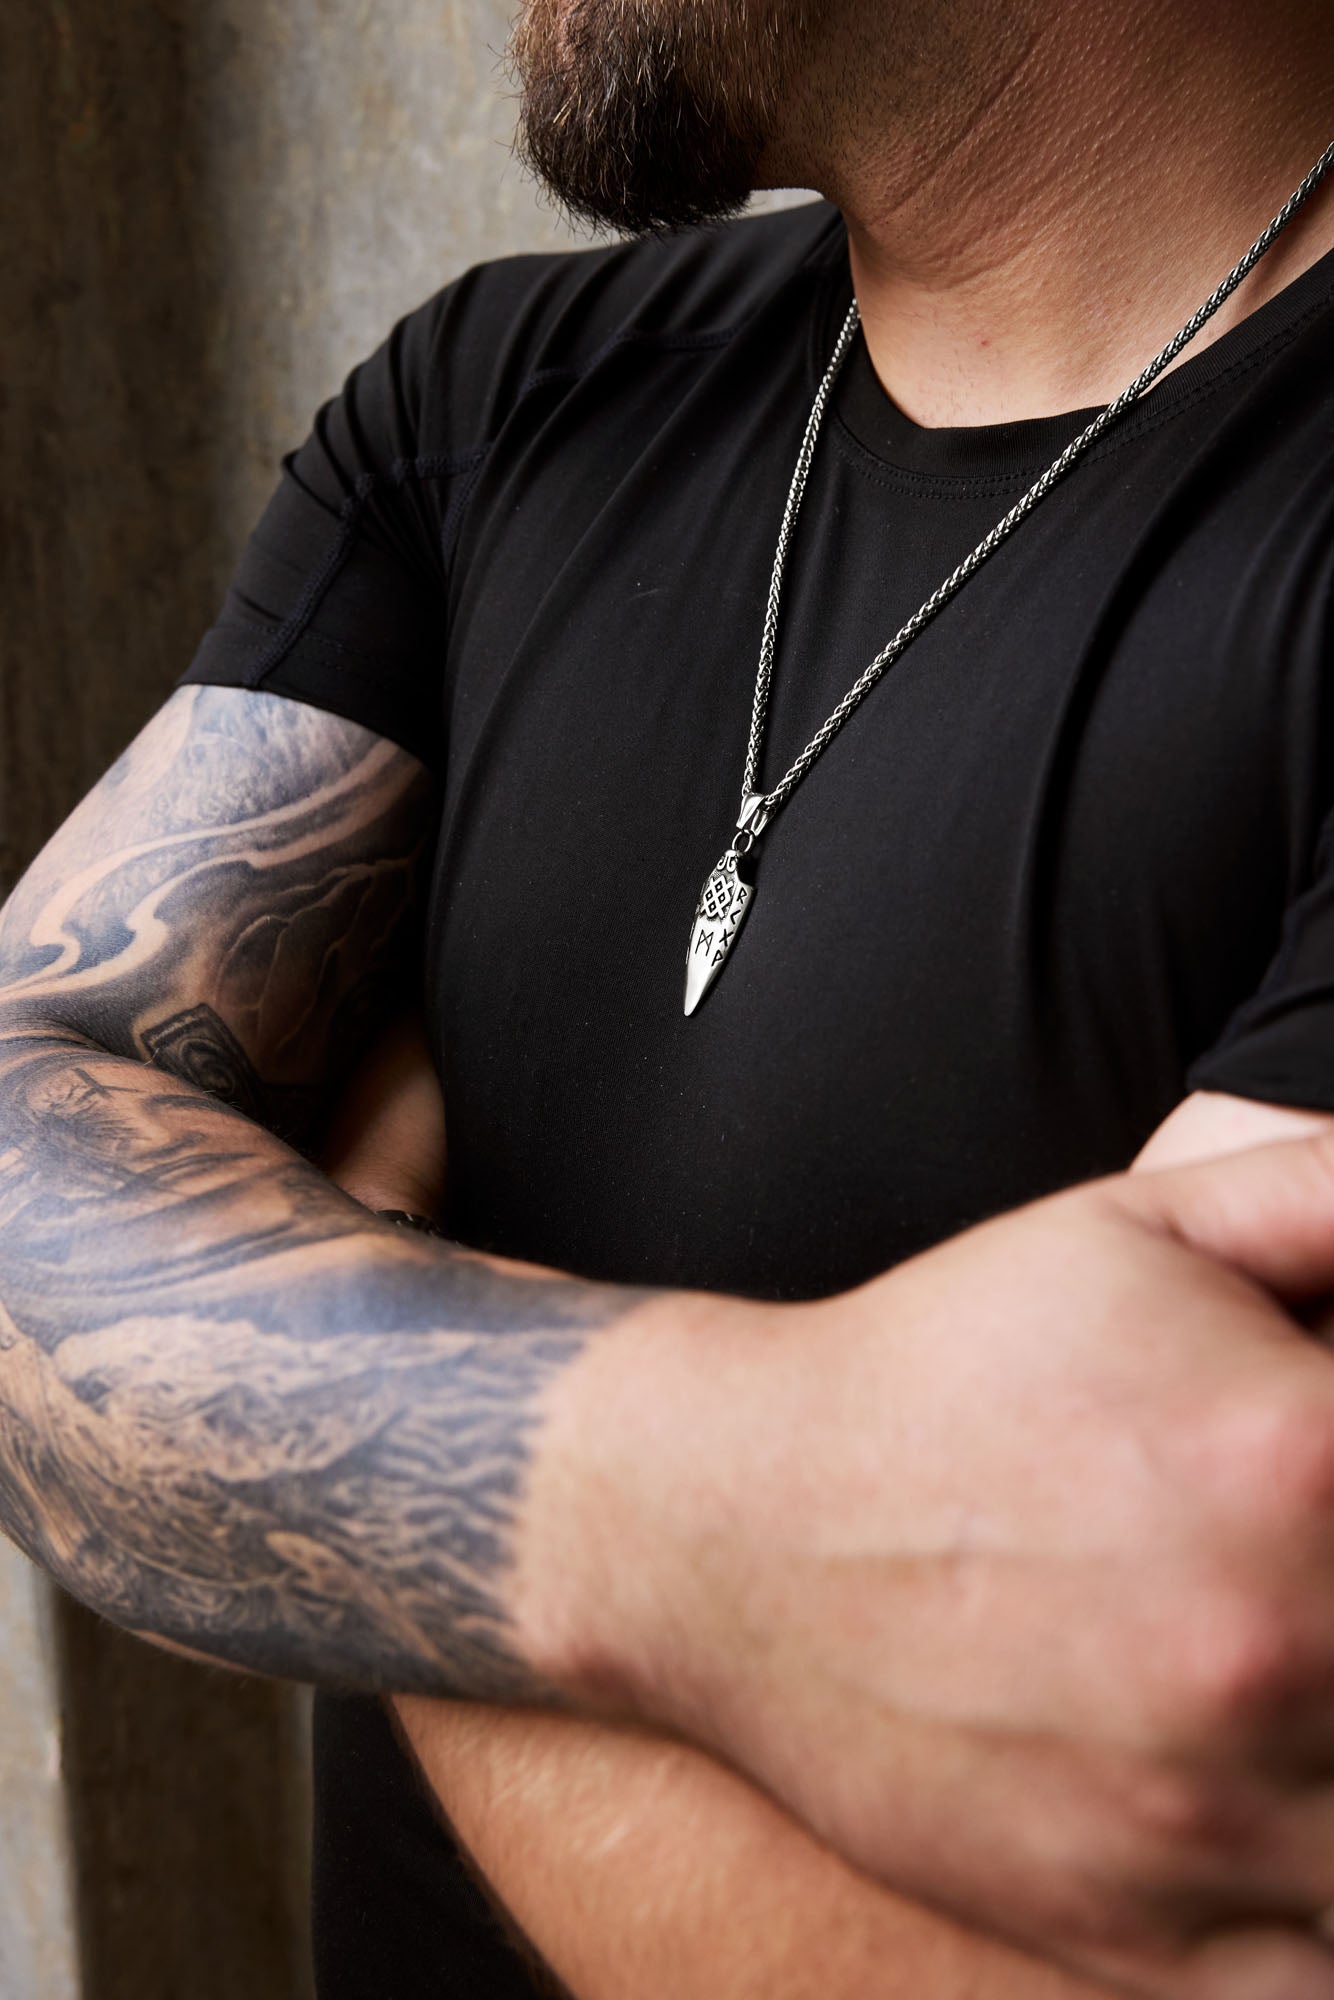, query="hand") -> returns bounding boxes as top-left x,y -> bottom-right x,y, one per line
521,1135 -> 1334,2000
